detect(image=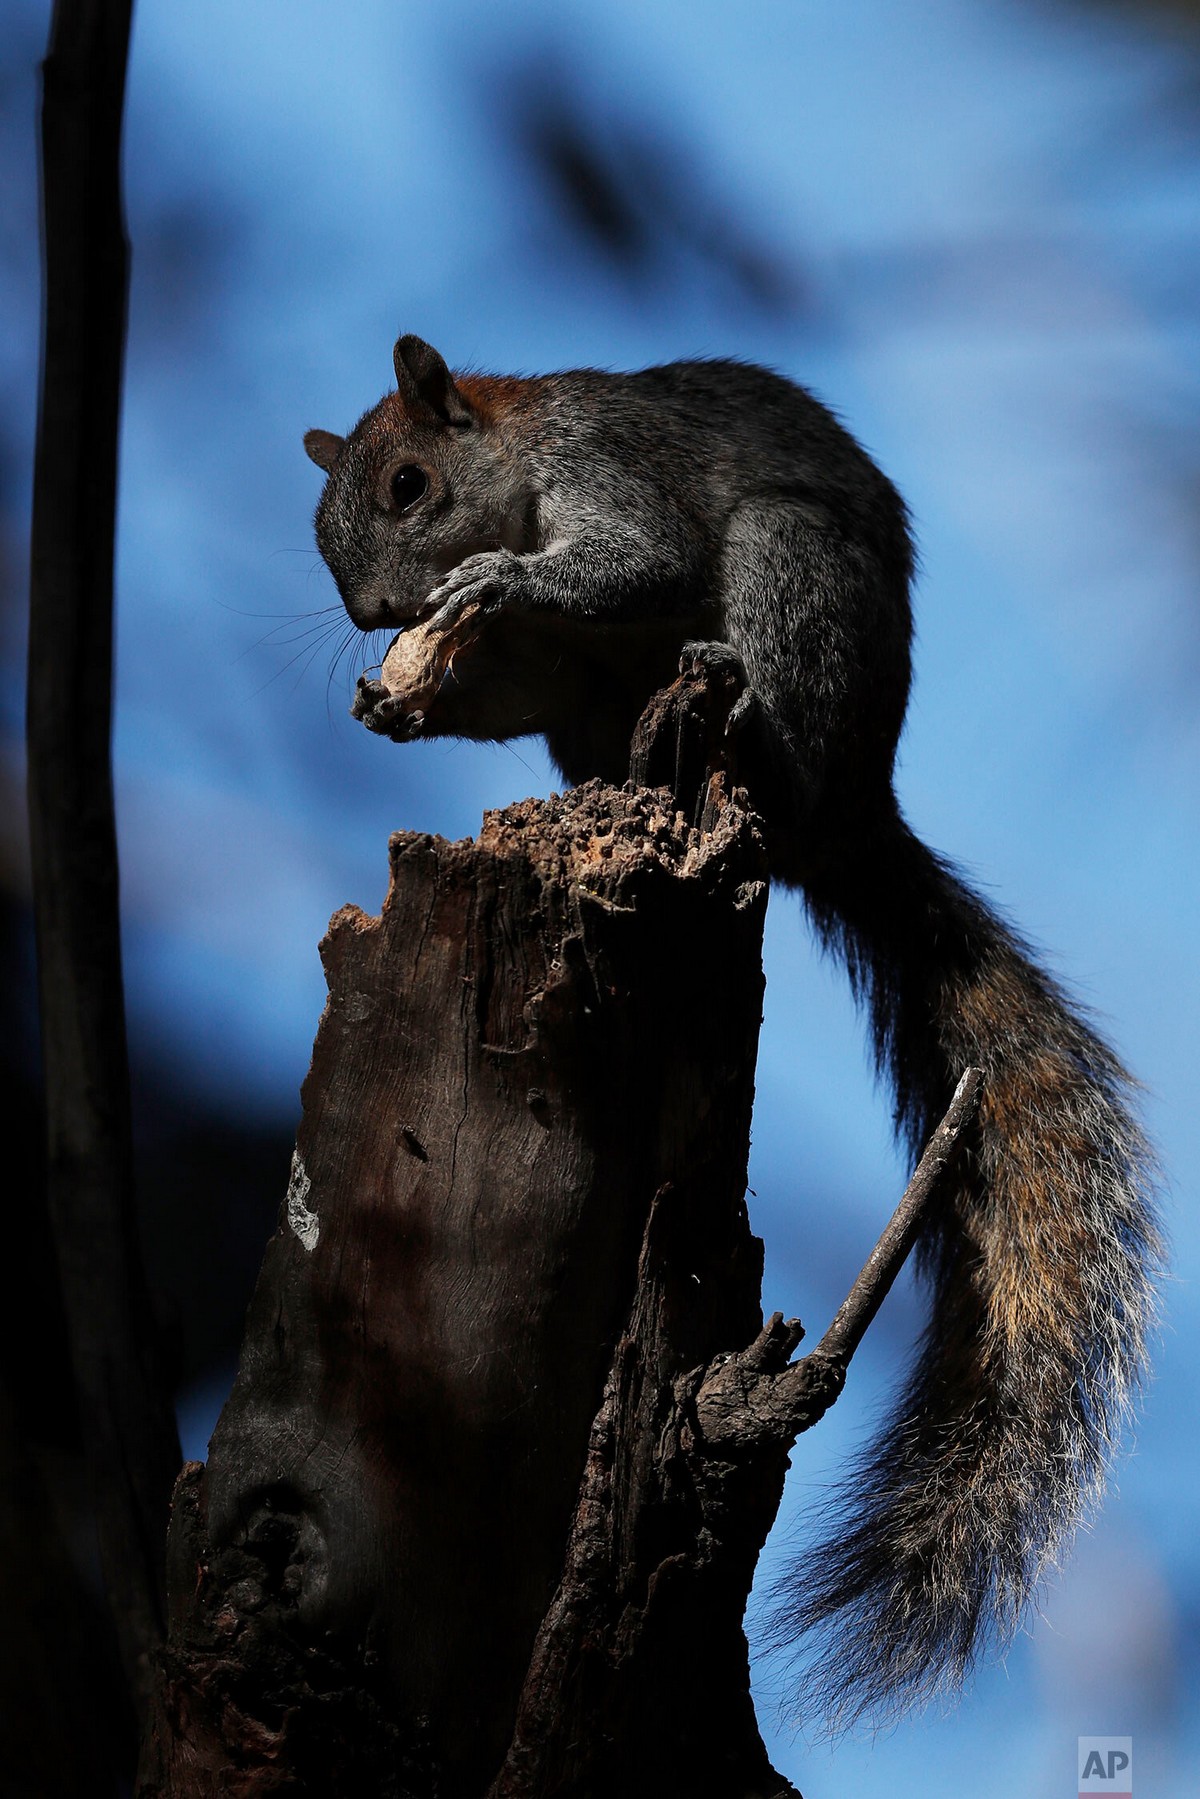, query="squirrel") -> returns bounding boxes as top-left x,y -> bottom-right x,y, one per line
303,335 -> 1162,1725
